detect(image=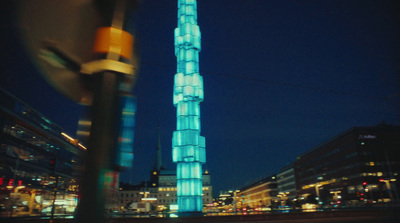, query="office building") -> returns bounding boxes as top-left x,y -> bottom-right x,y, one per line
277,164 -> 296,201
237,175 -> 278,209
0,88 -> 85,217
294,124 -> 400,206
